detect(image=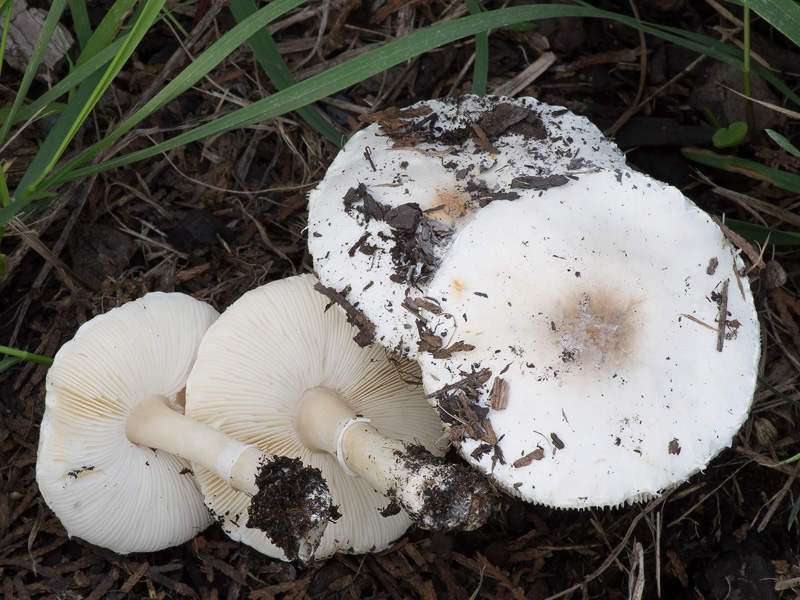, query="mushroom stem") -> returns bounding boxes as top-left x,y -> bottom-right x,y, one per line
126,395 -> 334,562
295,387 -> 493,531
126,395 -> 264,495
